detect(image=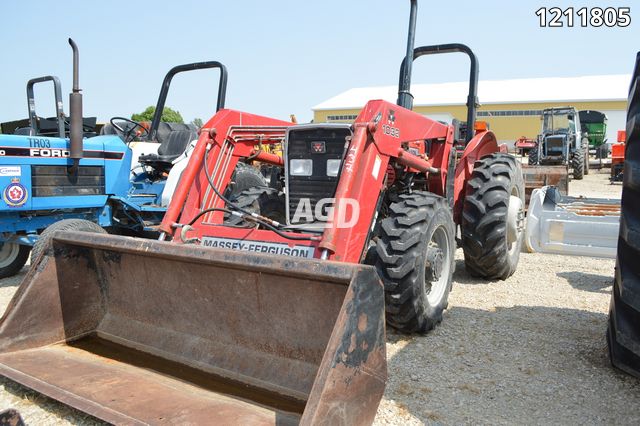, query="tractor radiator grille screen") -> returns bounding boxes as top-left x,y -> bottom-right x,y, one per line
545,136 -> 565,155
286,126 -> 351,224
31,165 -> 105,197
